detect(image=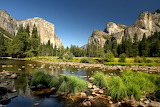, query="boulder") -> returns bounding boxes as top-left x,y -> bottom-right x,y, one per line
80,92 -> 87,98
82,101 -> 92,107
10,74 -> 18,79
